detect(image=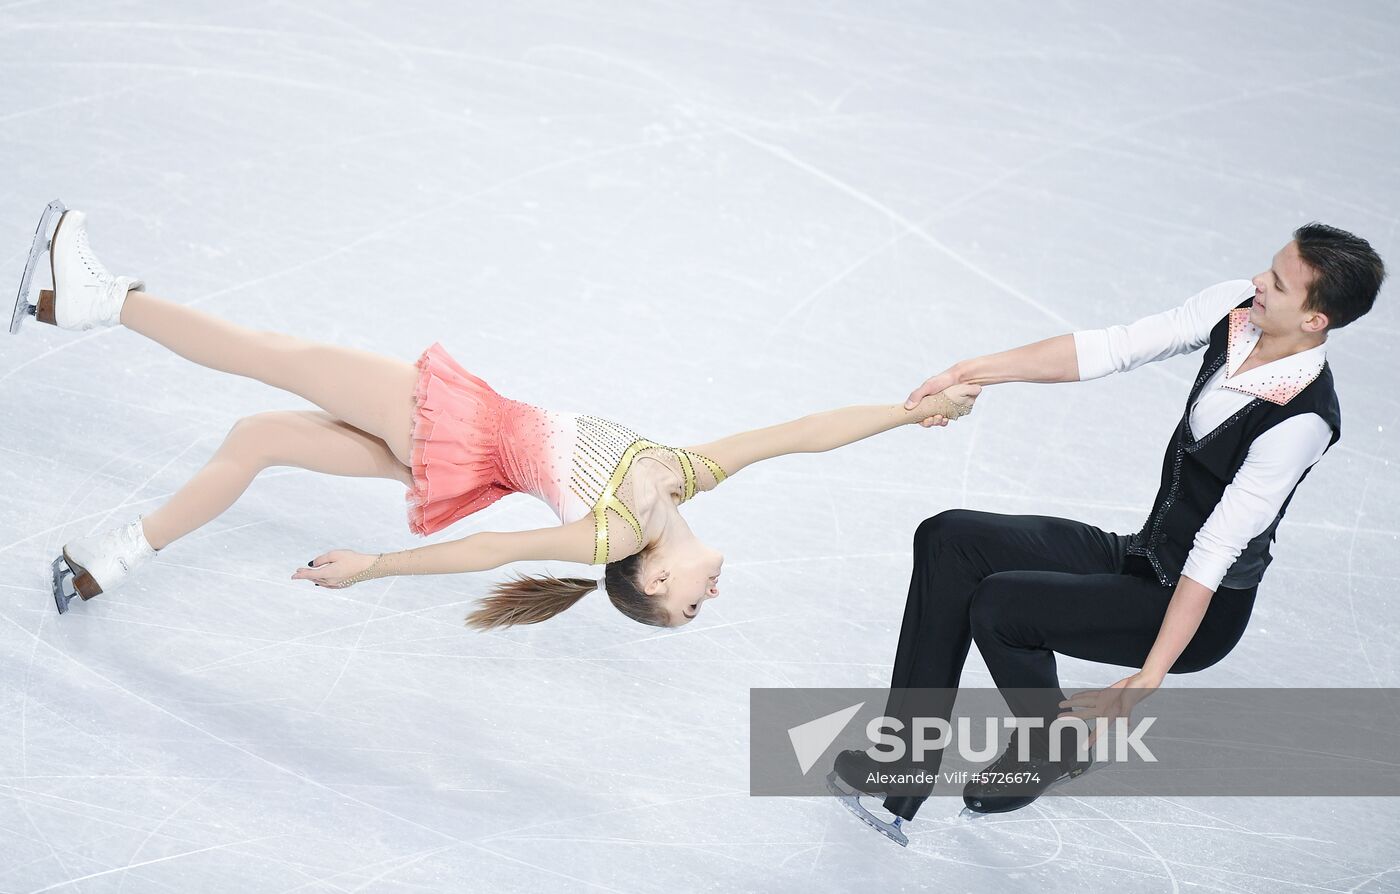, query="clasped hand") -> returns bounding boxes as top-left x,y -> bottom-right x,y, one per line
907,368 -> 982,427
